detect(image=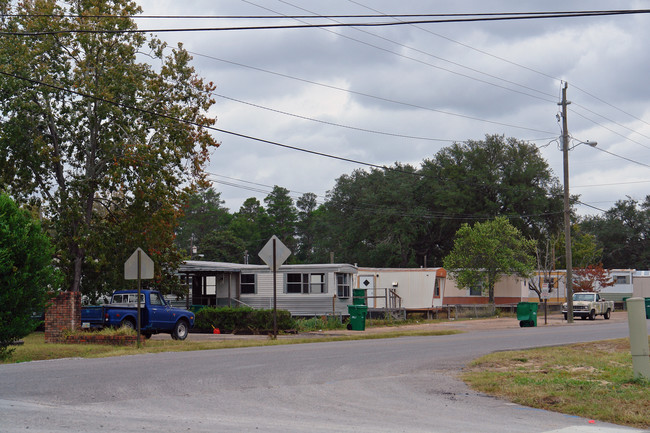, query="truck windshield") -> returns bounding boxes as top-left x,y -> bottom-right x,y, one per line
573,293 -> 595,302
